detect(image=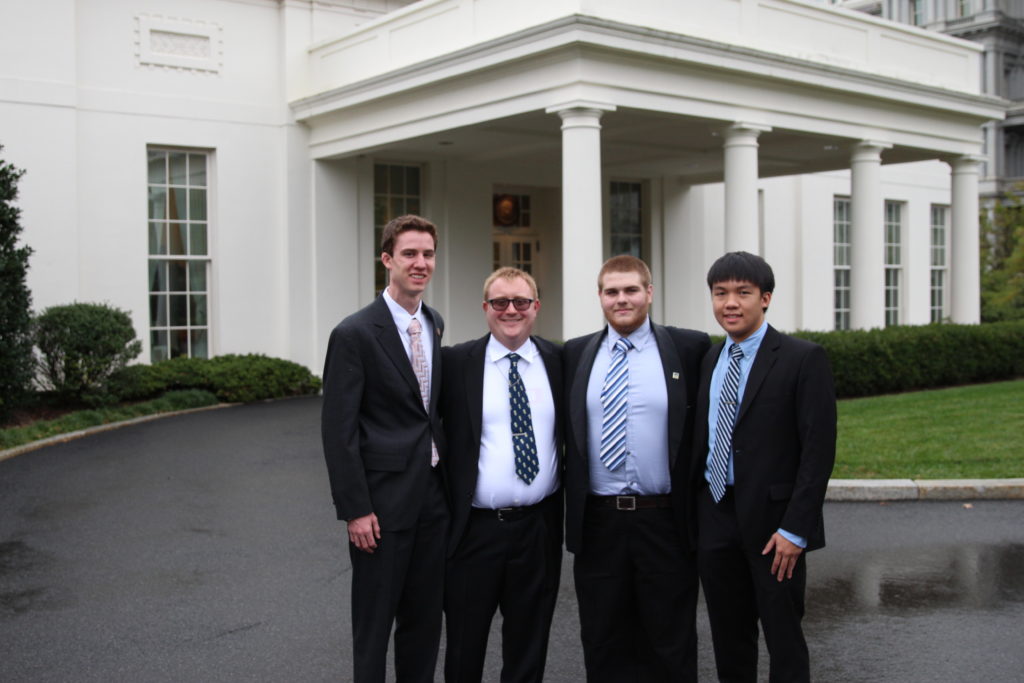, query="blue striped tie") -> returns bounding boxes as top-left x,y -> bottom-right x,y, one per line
508,353 -> 539,484
600,337 -> 633,471
709,343 -> 744,502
